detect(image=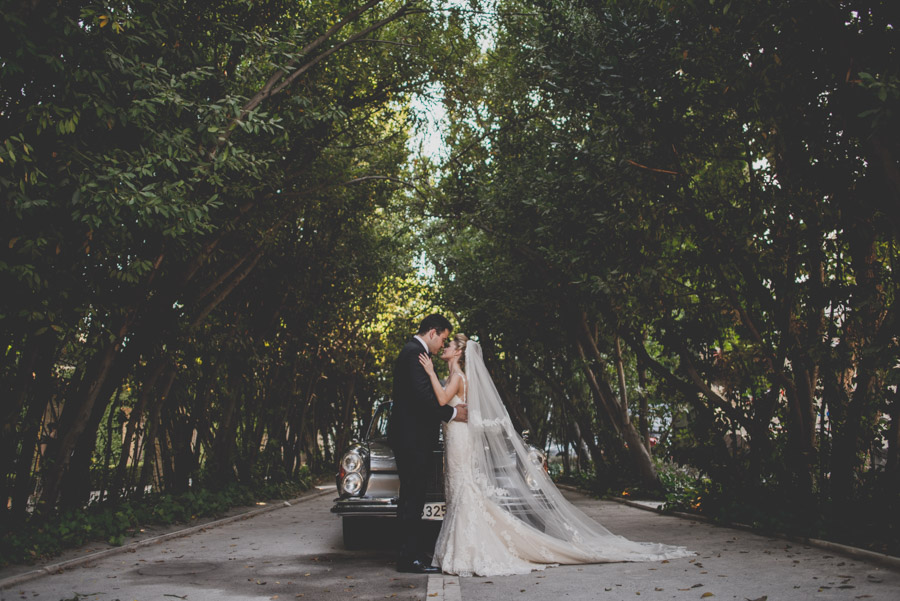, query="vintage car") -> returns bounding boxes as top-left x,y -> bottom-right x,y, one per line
332,401 -> 547,548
